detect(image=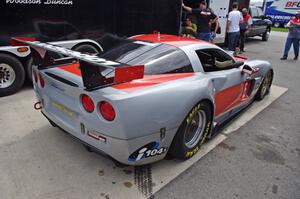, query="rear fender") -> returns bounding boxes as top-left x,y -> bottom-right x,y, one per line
113,75 -> 215,140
